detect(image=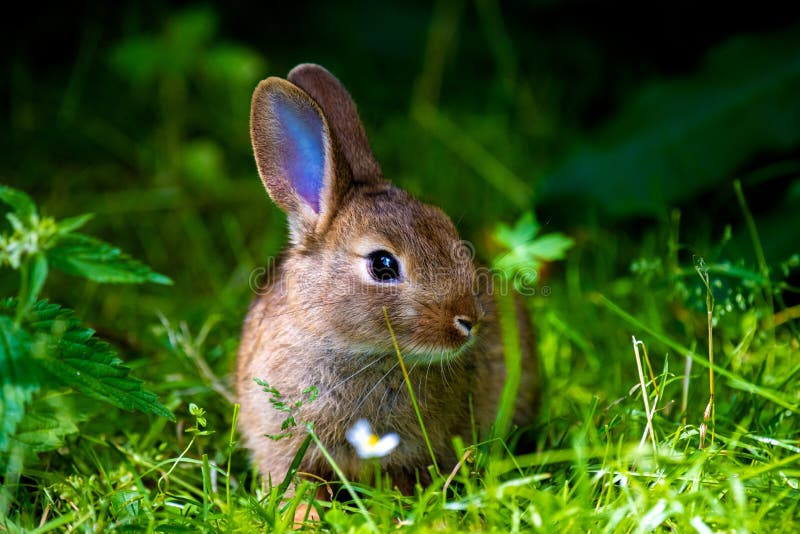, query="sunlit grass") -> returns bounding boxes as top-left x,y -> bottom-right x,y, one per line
4,205 -> 798,532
